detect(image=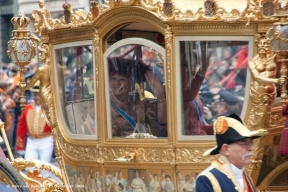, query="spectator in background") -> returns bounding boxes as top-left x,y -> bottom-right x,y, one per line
27,59 -> 38,74
0,70 -> 9,83
0,136 -> 7,159
0,82 -> 16,154
9,86 -> 21,155
1,62 -> 9,74
213,90 -> 241,117
25,72 -> 35,104
207,47 -> 236,87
